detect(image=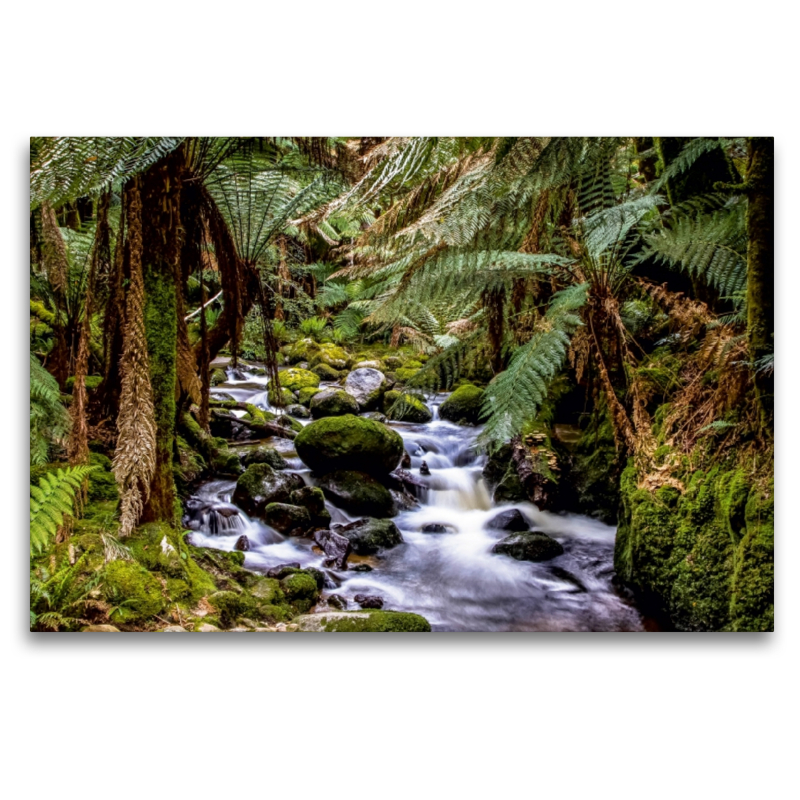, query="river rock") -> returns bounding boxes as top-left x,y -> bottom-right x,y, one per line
486,508 -> 530,532
294,414 -> 404,475
235,534 -> 250,551
362,411 -> 388,423
491,531 -> 564,562
314,529 -> 352,570
310,388 -> 360,419
312,363 -> 341,381
263,503 -> 312,535
266,563 -> 302,579
287,403 -> 311,419
384,390 -> 432,423
318,470 -> 396,517
276,367 -> 320,392
344,368 -> 387,410
310,343 -> 350,370
353,360 -> 383,371
421,523 -> 449,533
294,611 -> 431,632
327,594 -> 348,610
334,517 -> 404,555
439,384 -> 485,425
354,594 -> 384,609
241,445 -> 288,470
232,463 -> 305,517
